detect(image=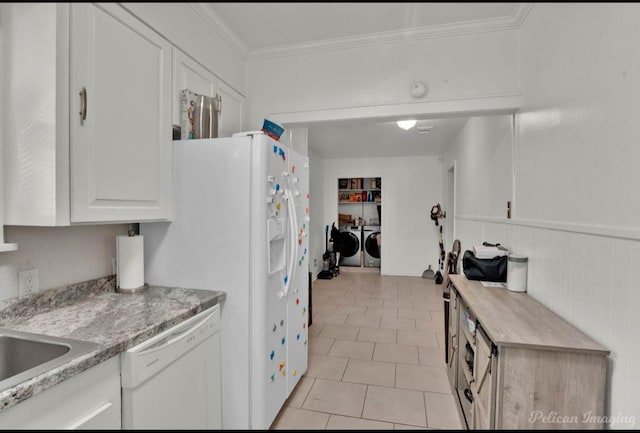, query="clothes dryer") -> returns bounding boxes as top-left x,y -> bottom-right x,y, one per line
363,226 -> 381,268
338,225 -> 362,267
